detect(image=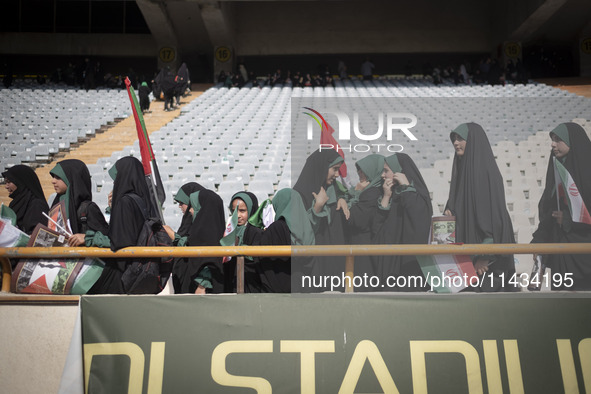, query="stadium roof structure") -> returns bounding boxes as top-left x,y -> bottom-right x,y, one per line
0,0 -> 590,70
